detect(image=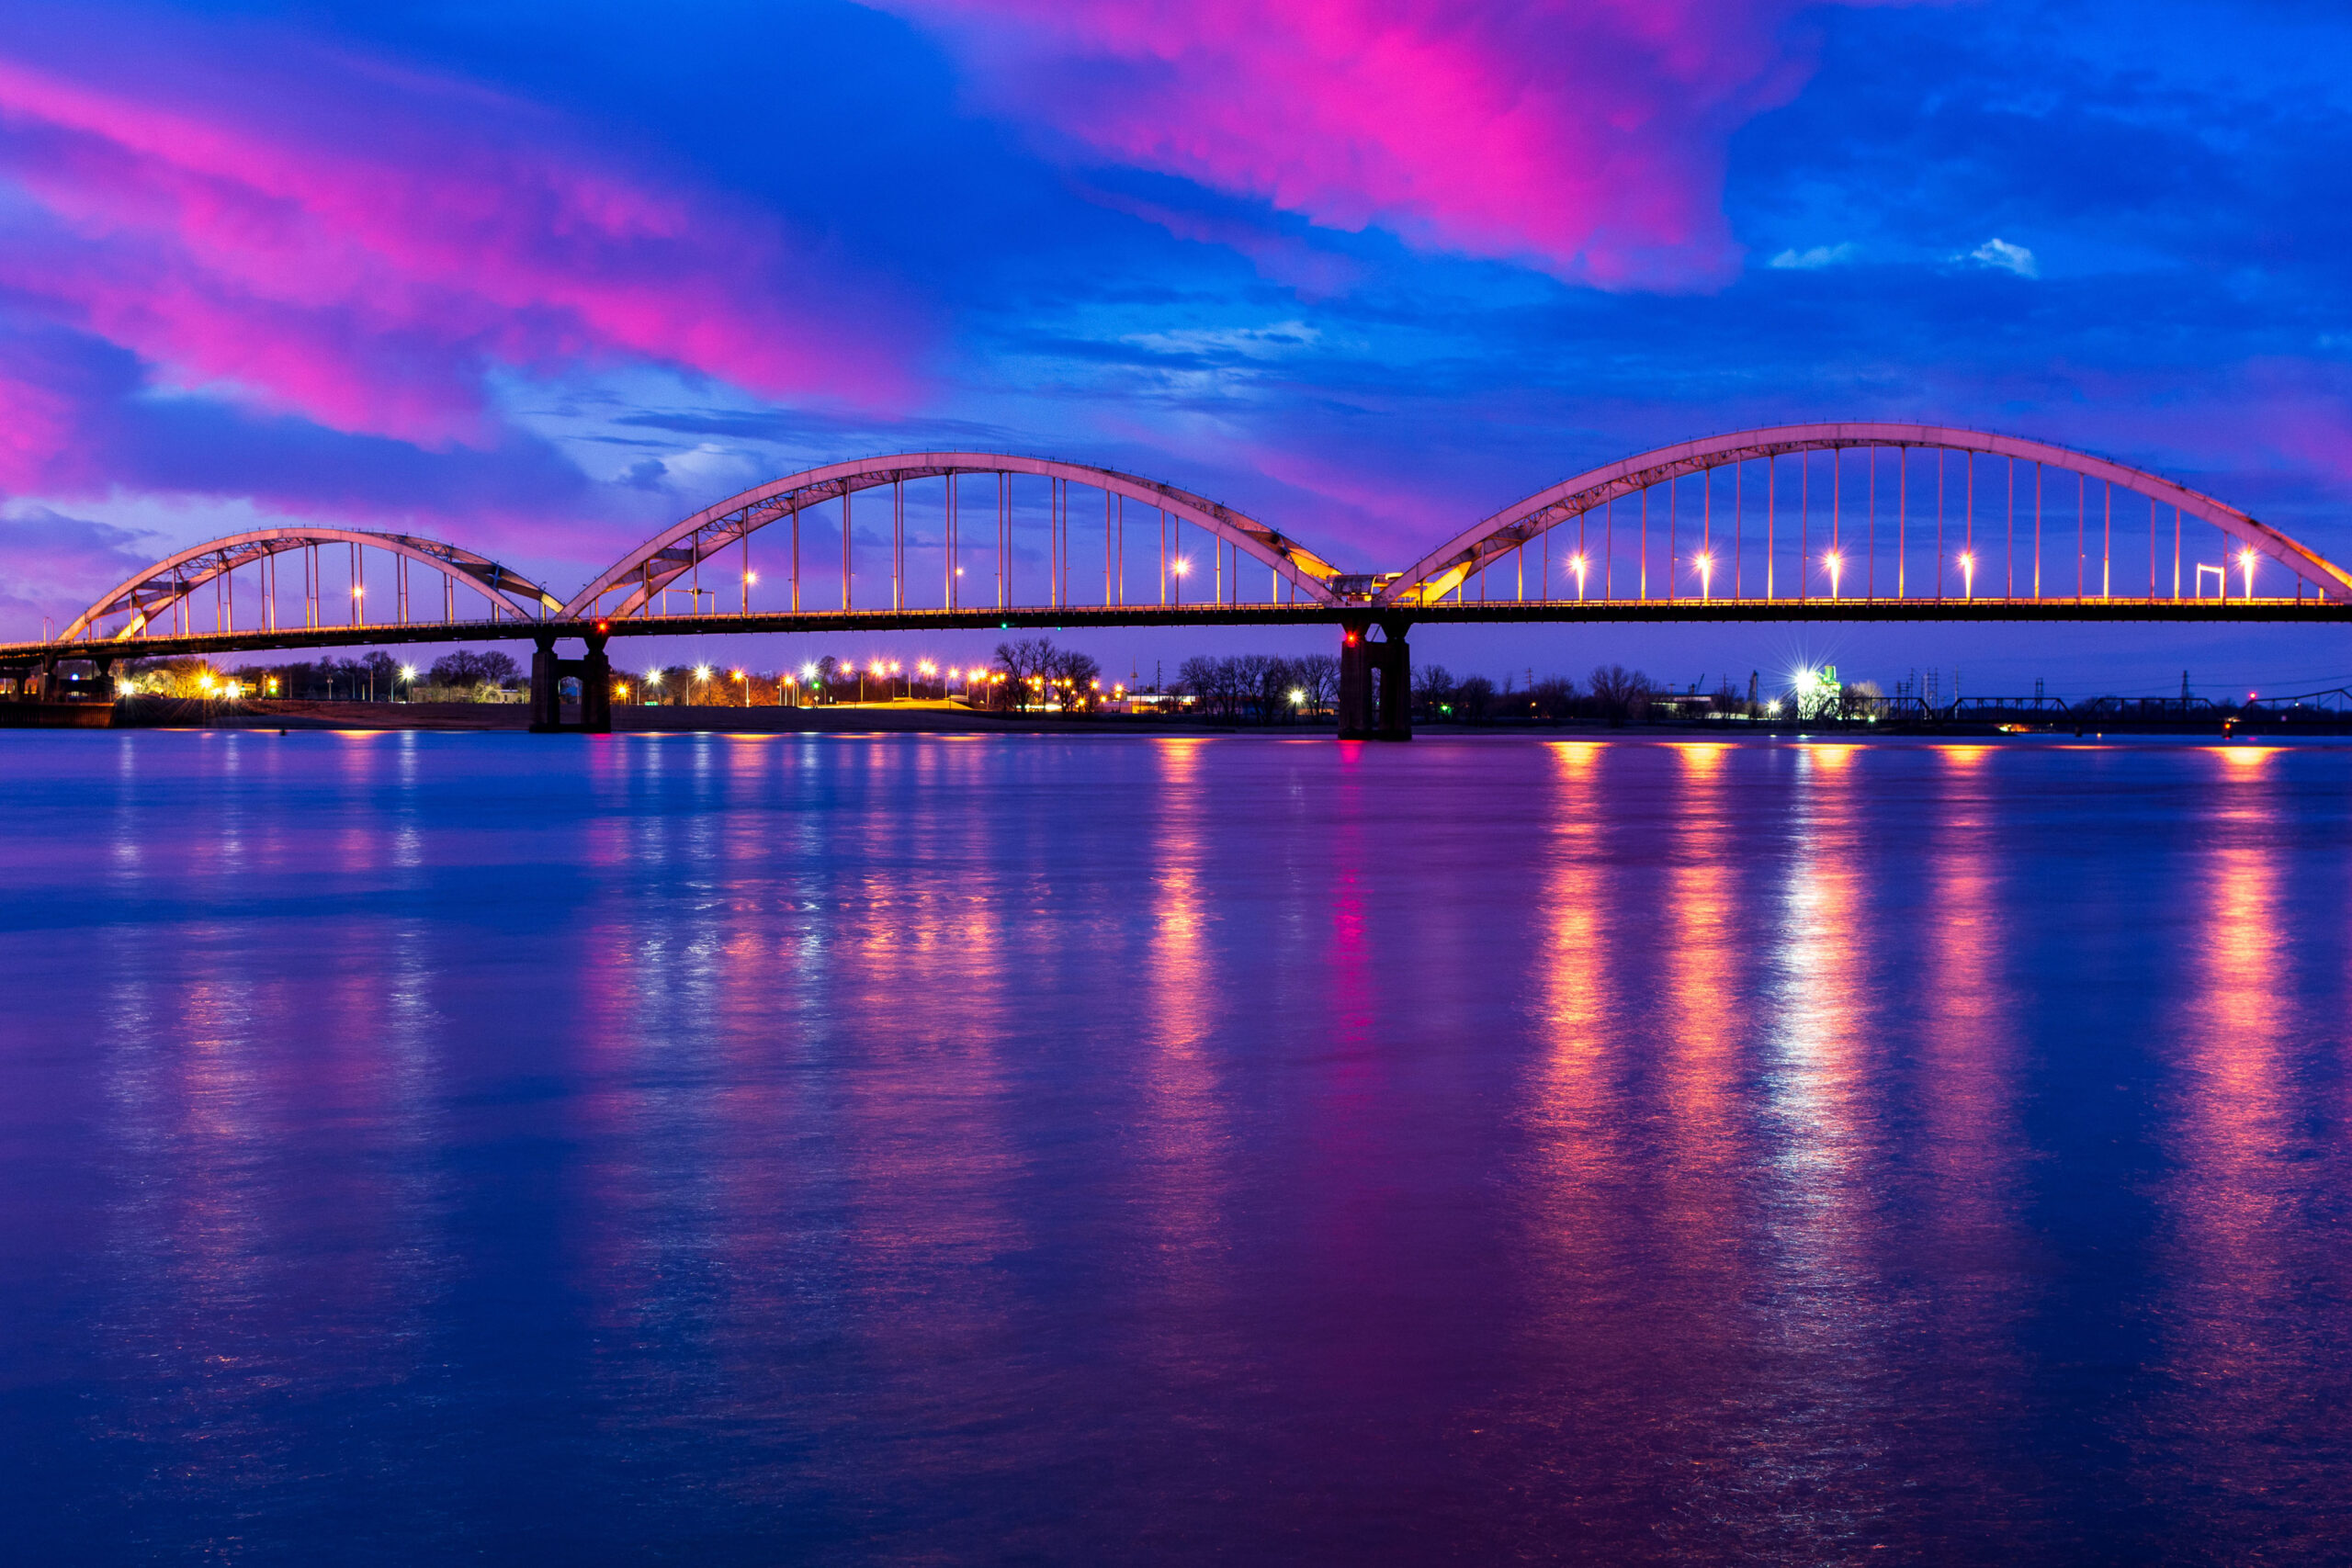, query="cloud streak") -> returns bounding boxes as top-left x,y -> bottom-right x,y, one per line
880,0 -> 1905,288
0,29 -> 921,456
